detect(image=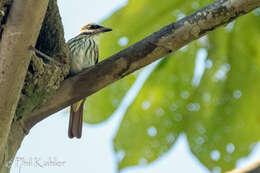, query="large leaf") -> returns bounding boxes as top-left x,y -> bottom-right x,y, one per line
84,0 -> 213,123
114,42 -> 199,169
186,13 -> 260,172
114,7 -> 260,173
